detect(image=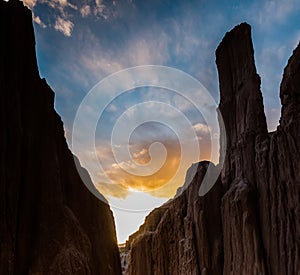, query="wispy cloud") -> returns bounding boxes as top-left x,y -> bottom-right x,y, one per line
193,123 -> 210,134
54,17 -> 74,36
256,30 -> 300,131
68,27 -> 170,89
249,0 -> 300,28
98,144 -> 182,198
33,15 -> 46,28
28,0 -> 300,200
23,0 -> 46,28
80,4 -> 91,17
94,0 -> 107,19
132,147 -> 150,164
22,0 -> 78,35
46,0 -> 77,13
